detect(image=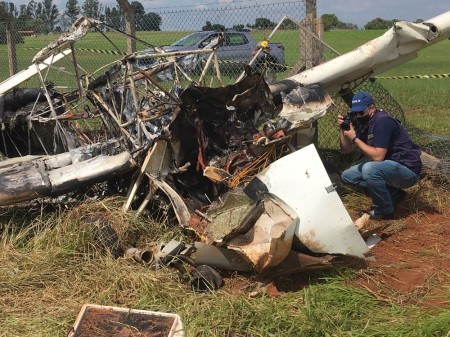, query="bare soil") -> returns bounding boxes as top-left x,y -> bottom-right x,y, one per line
71,307 -> 177,337
352,206 -> 450,308
252,204 -> 450,308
